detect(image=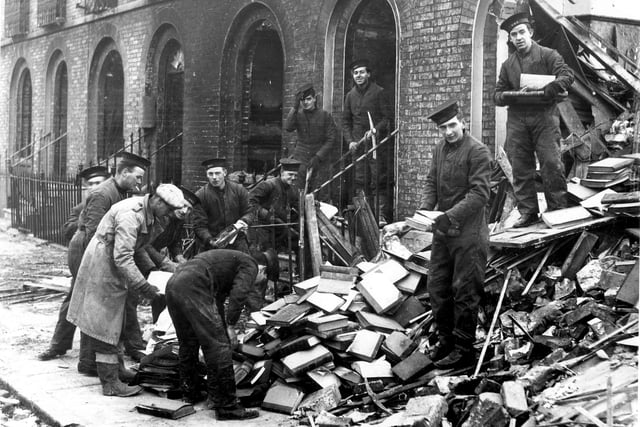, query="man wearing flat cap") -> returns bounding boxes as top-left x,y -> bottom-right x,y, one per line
38,165 -> 110,362
284,83 -> 337,191
495,12 -> 574,228
419,100 -> 491,369
342,58 -> 393,221
68,184 -> 185,397
193,158 -> 253,253
249,158 -> 300,252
